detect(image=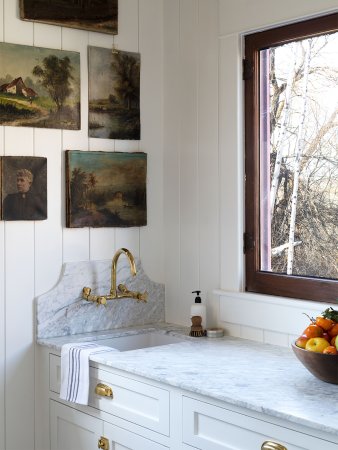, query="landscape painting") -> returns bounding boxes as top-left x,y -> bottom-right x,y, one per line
0,42 -> 80,130
20,0 -> 118,35
88,46 -> 140,140
66,150 -> 147,228
0,156 -> 47,221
